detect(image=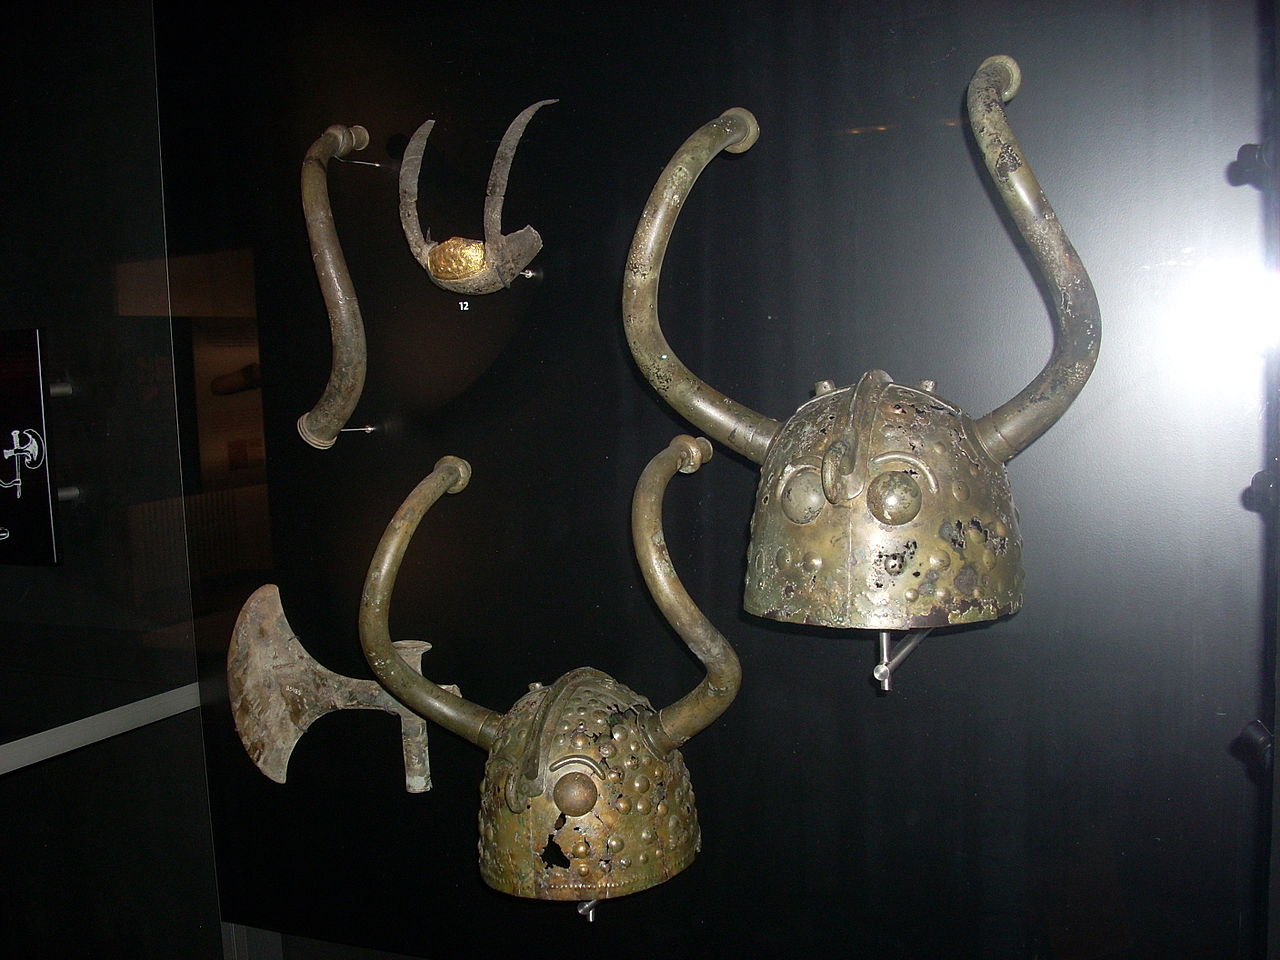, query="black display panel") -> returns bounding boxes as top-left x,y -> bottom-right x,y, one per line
0,0 -> 198,734
1,4 -> 221,956
0,709 -> 221,955
156,2 -> 1277,957
0,329 -> 57,565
